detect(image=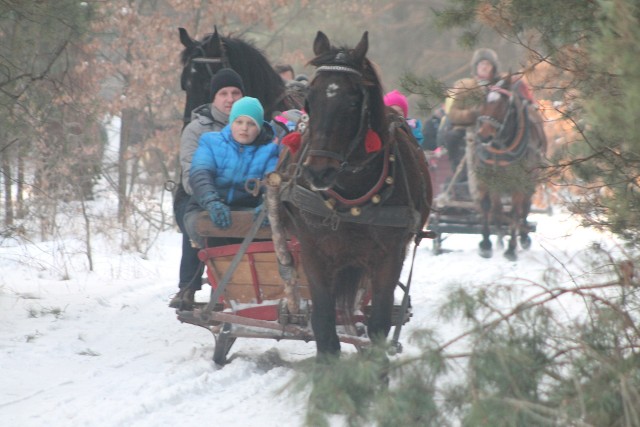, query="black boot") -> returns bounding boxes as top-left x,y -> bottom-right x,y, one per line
169,287 -> 196,310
